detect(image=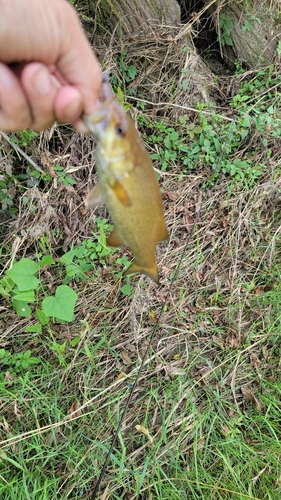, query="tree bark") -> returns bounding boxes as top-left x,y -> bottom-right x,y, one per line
92,0 -> 181,35
205,0 -> 281,69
